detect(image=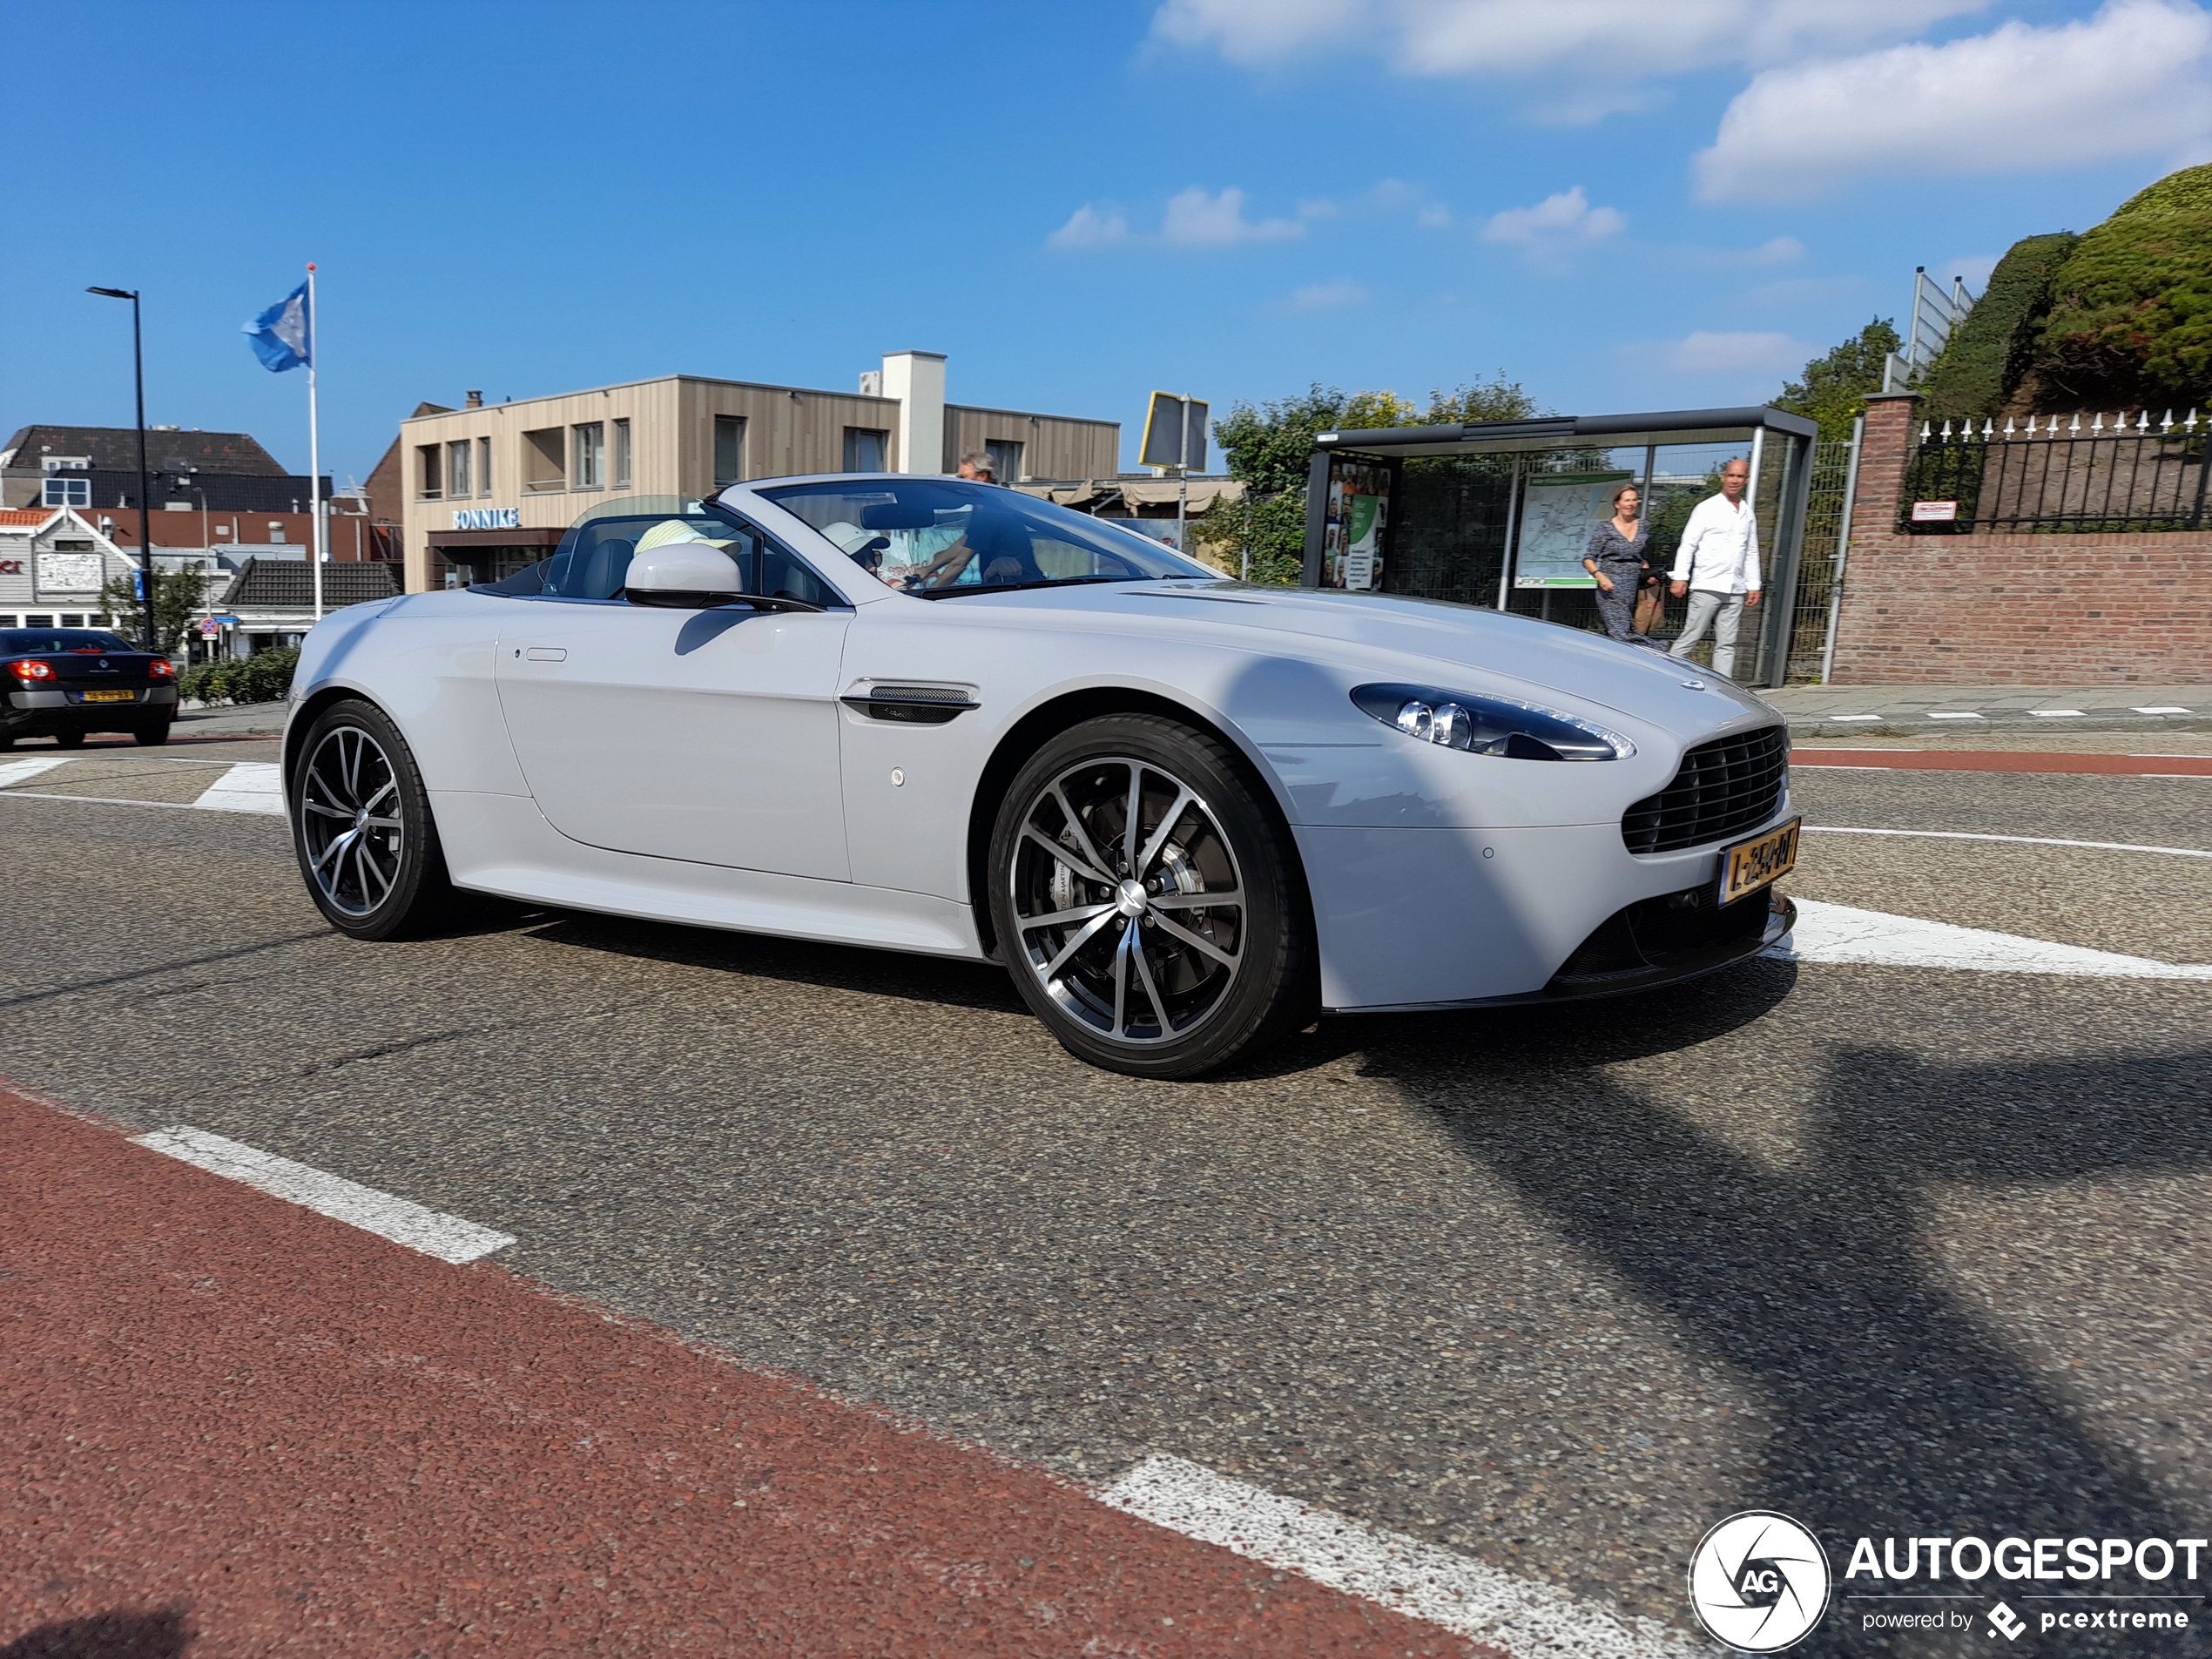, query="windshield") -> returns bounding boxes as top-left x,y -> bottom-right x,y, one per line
1,629 -> 137,655
760,478 -> 1217,597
